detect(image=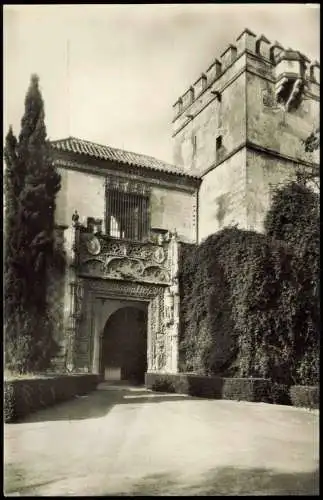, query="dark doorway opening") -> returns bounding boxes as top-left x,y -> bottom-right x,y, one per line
101,306 -> 148,385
